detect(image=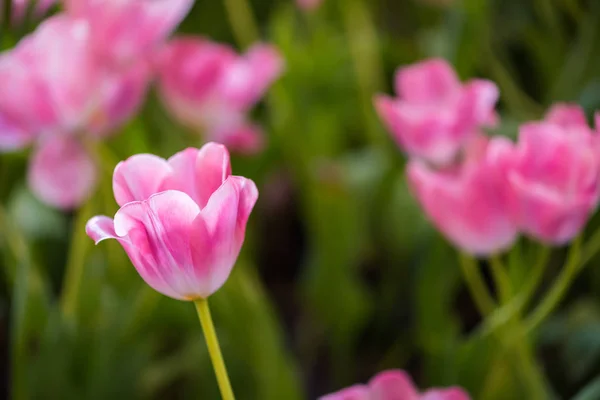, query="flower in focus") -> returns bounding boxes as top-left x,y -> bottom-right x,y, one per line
408,136 -> 518,255
156,36 -> 284,154
64,0 -> 194,66
0,14 -> 151,209
374,58 -> 498,165
296,0 -> 324,11
319,369 -> 470,400
506,104 -> 600,245
86,143 -> 259,300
